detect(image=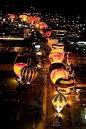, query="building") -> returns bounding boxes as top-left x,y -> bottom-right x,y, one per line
68,52 -> 86,67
